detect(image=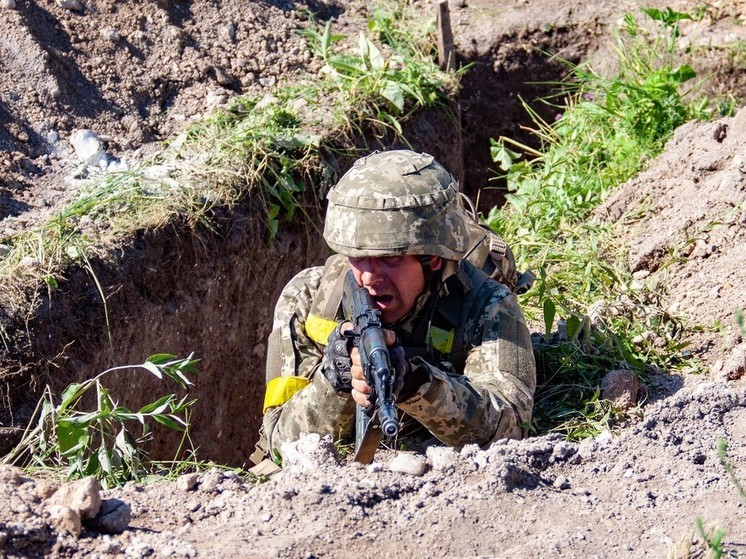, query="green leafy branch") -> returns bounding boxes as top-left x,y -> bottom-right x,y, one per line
2,353 -> 199,488
300,16 -> 456,135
